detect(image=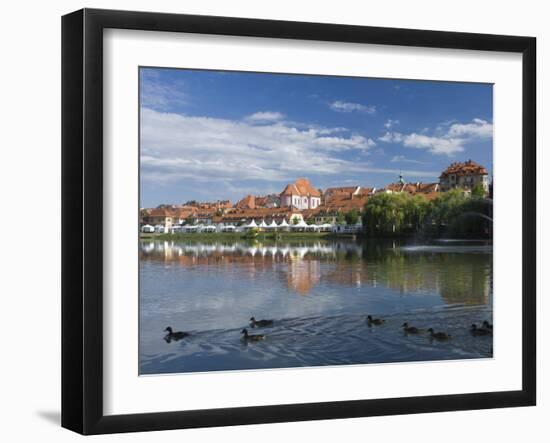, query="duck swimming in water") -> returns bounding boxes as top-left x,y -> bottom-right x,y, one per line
164,326 -> 190,342
367,315 -> 385,326
249,317 -> 274,328
401,322 -> 421,334
471,323 -> 492,336
427,328 -> 451,340
241,328 -> 265,341
482,320 -> 493,330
